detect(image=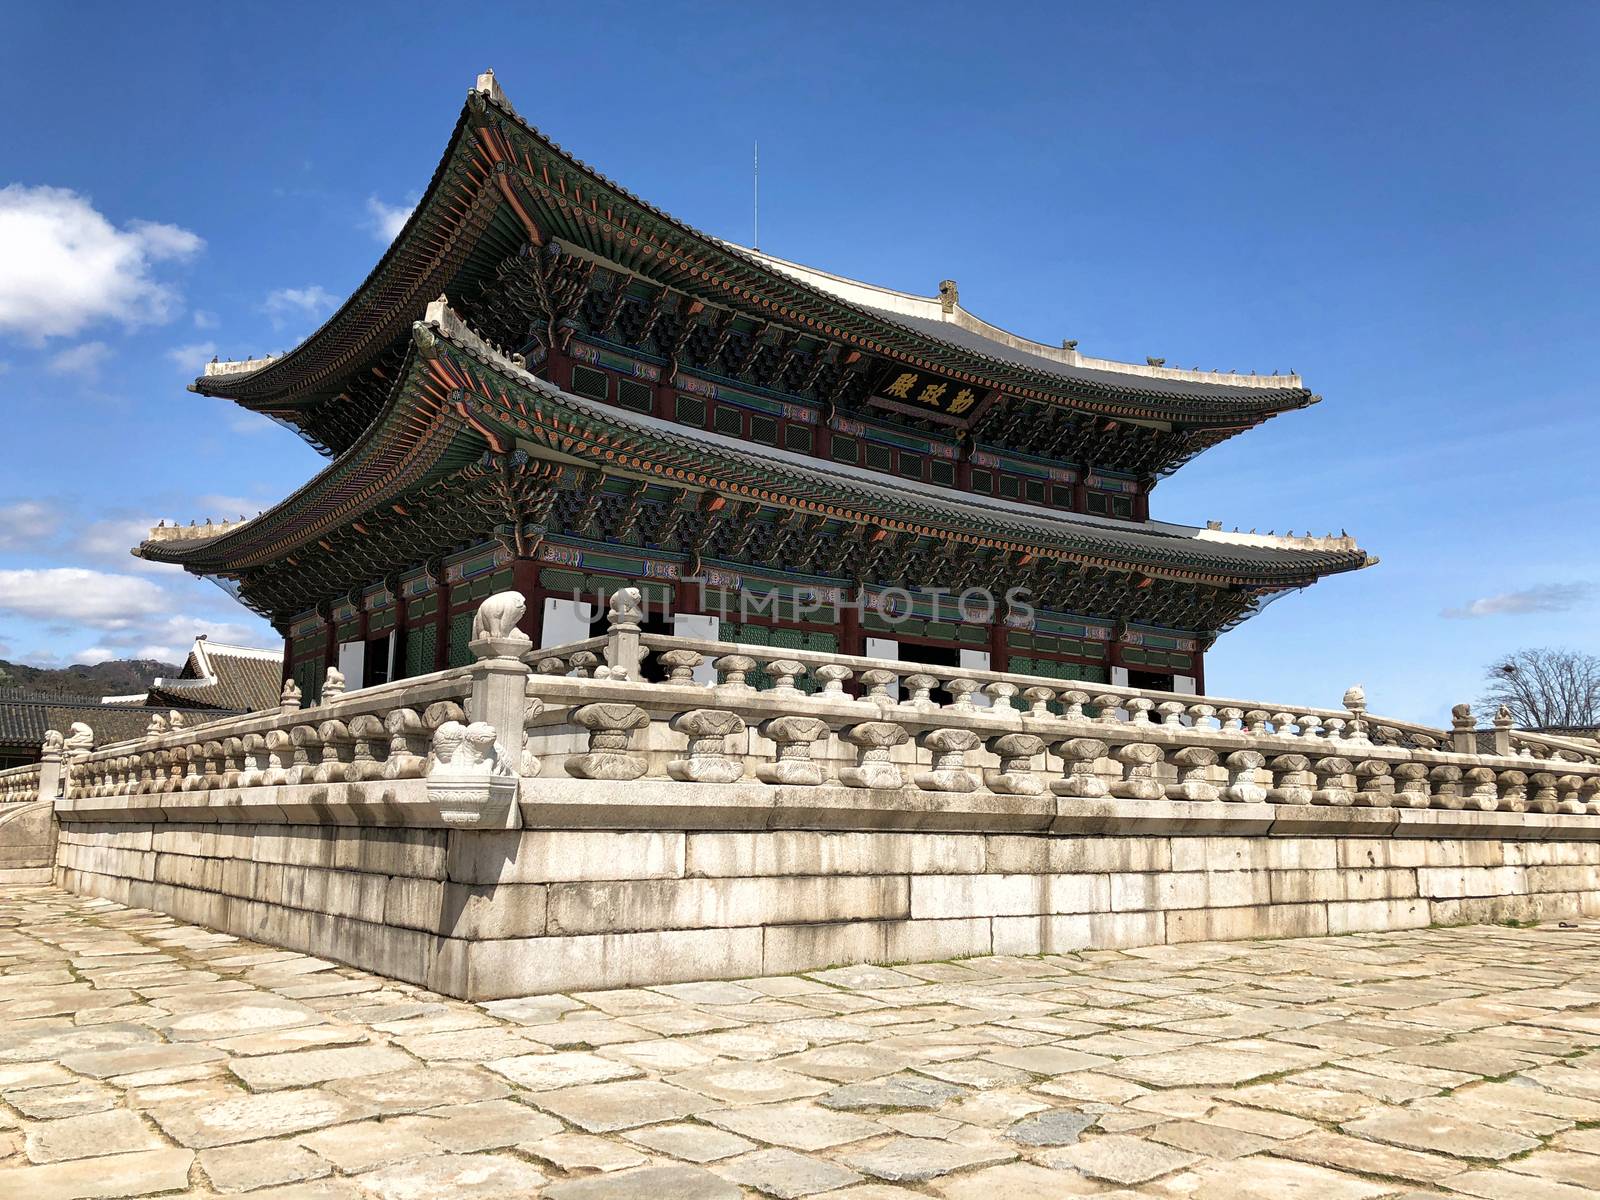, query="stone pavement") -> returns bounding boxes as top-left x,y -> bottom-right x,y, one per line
6,889 -> 1600,1199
